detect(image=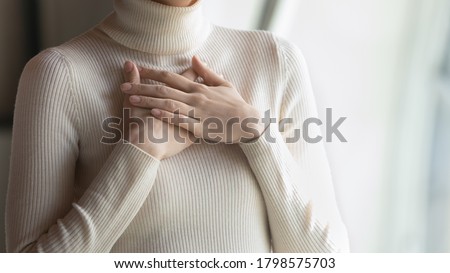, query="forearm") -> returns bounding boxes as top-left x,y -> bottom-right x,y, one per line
7,142 -> 160,253
239,123 -> 349,252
